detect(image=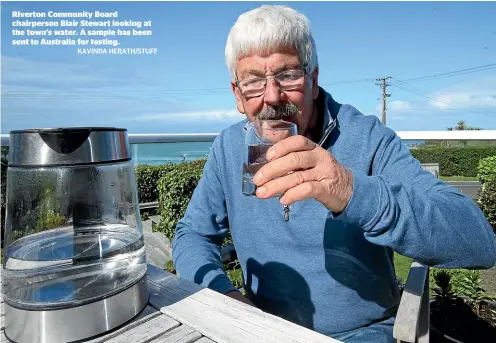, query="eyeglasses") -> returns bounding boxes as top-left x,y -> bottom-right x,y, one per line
235,67 -> 307,99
